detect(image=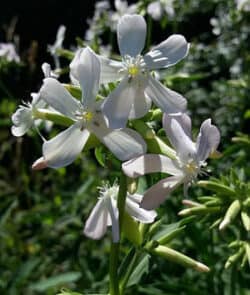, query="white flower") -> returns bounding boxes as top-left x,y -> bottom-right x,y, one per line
147,0 -> 175,21
122,113 -> 220,210
236,0 -> 250,11
110,0 -> 138,31
83,183 -> 157,242
48,25 -> 66,69
11,63 -> 54,137
99,14 -> 189,129
32,47 -> 146,170
0,43 -> 20,63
